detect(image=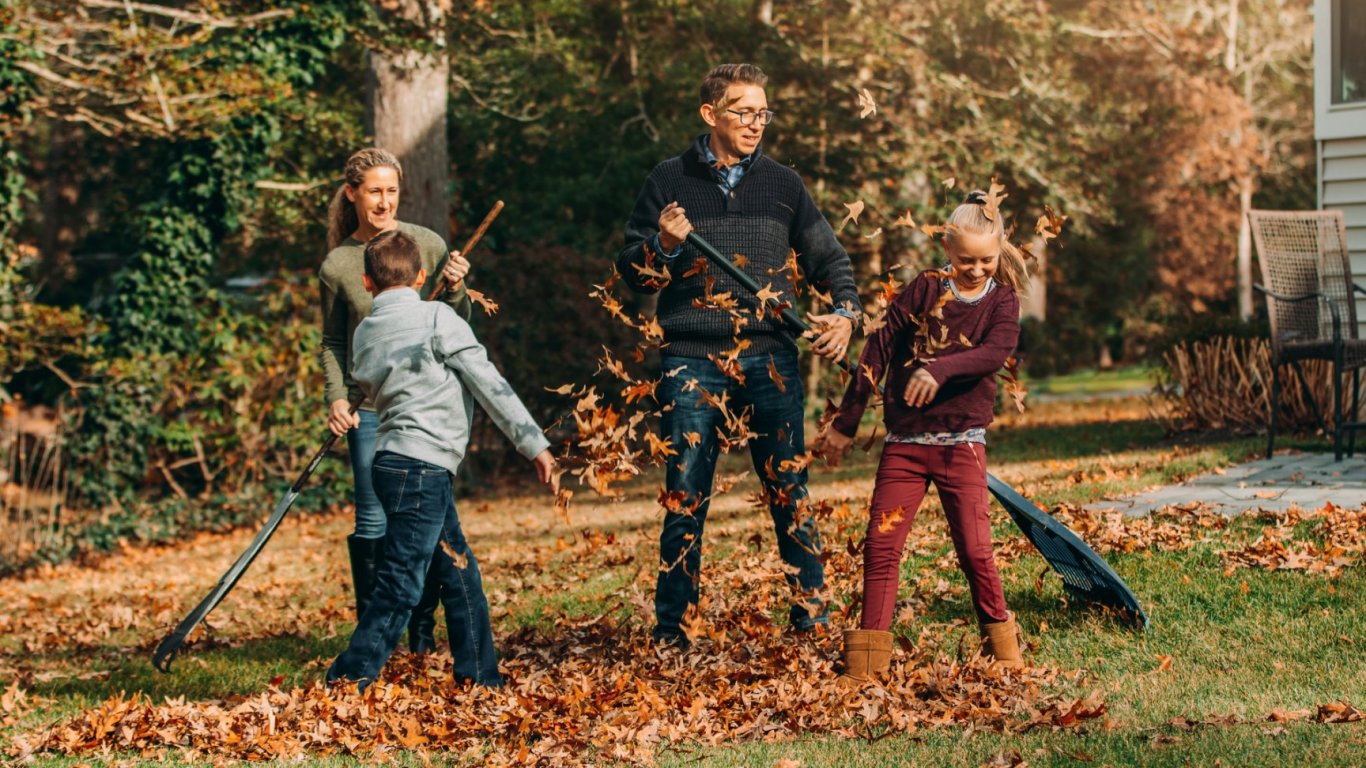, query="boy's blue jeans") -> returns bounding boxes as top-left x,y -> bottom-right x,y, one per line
327,451 -> 501,688
653,350 -> 828,643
